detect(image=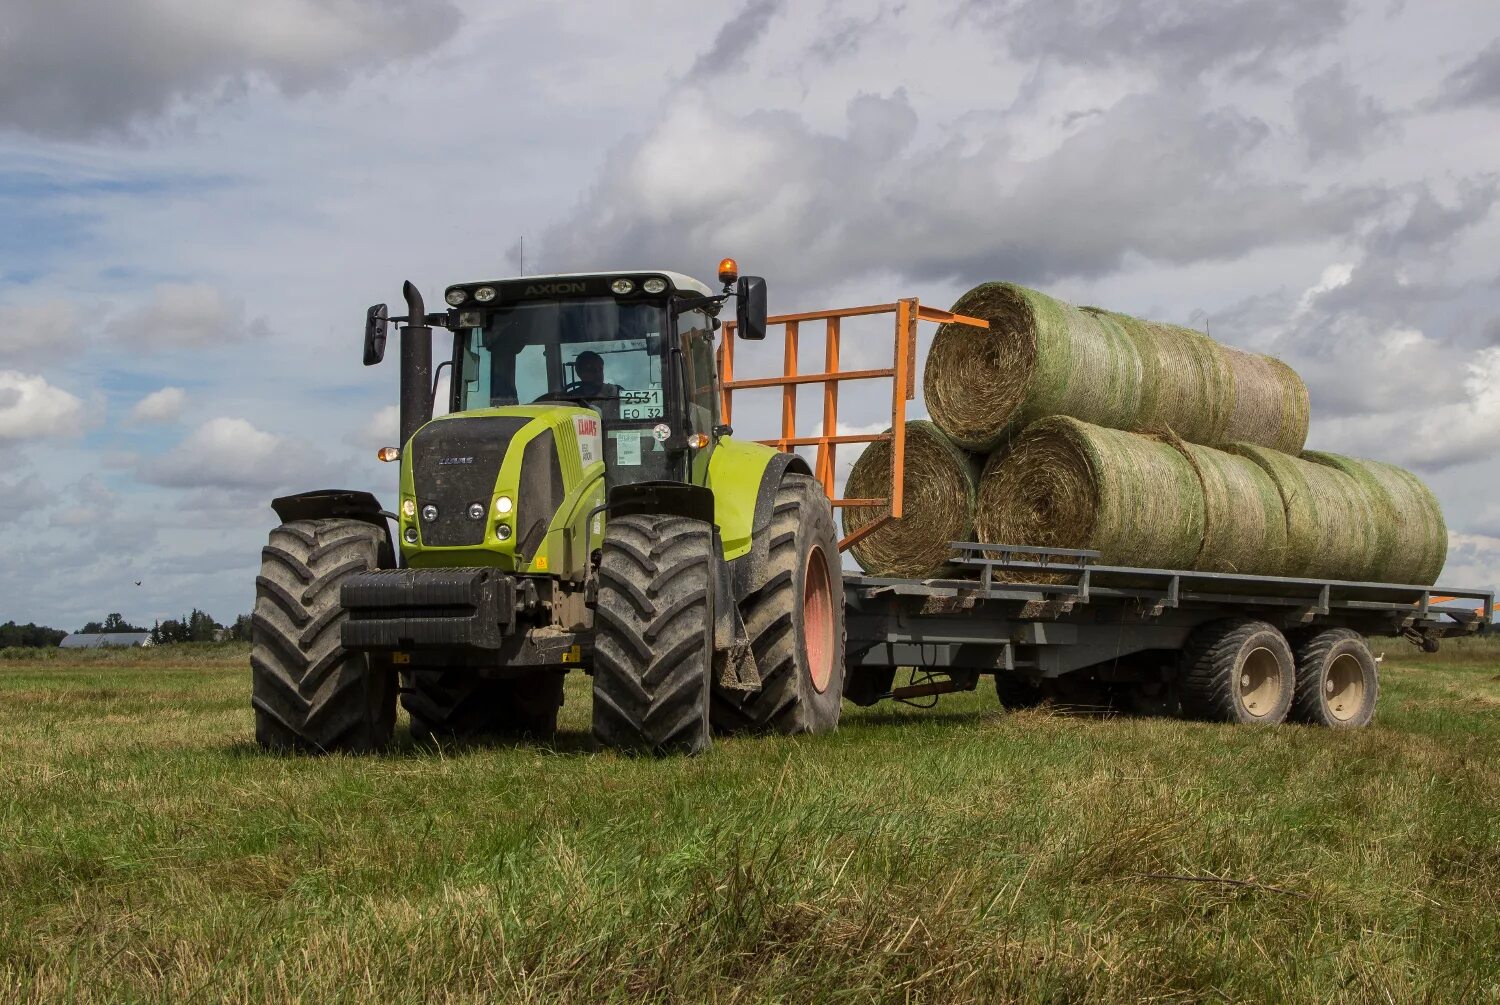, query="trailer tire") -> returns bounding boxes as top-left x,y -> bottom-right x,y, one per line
1179,619 -> 1294,725
843,666 -> 896,707
713,474 -> 845,735
994,674 -> 1048,710
404,669 -> 563,741
251,519 -> 396,753
591,513 -> 714,755
1289,628 -> 1378,728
